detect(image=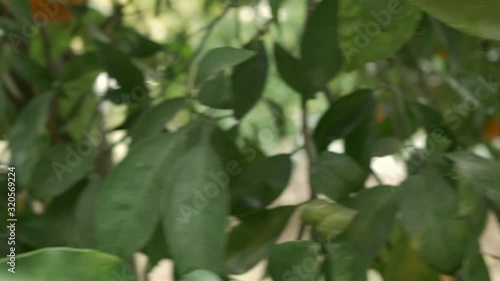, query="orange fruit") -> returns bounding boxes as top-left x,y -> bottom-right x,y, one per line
30,0 -> 85,23
484,116 -> 500,141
